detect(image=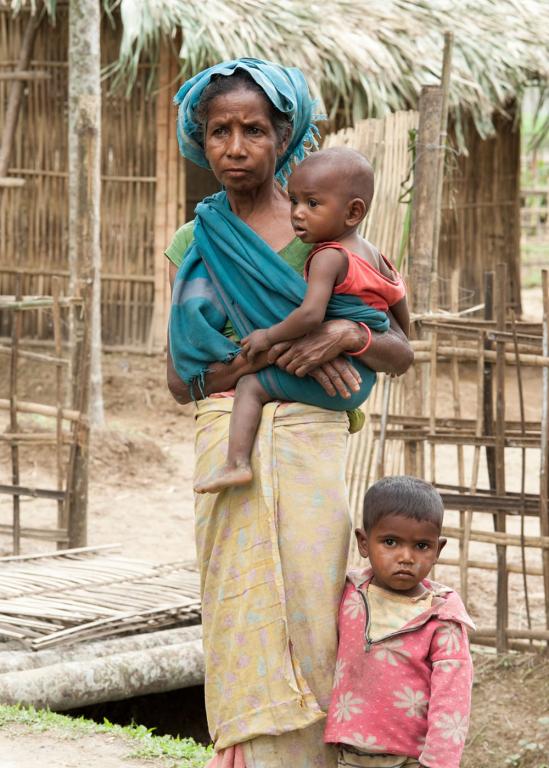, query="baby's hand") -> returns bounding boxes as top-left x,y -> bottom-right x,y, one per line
241,329 -> 272,363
